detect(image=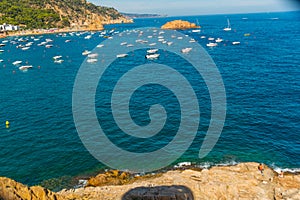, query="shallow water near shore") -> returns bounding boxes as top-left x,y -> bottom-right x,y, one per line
0,11 -> 299,188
